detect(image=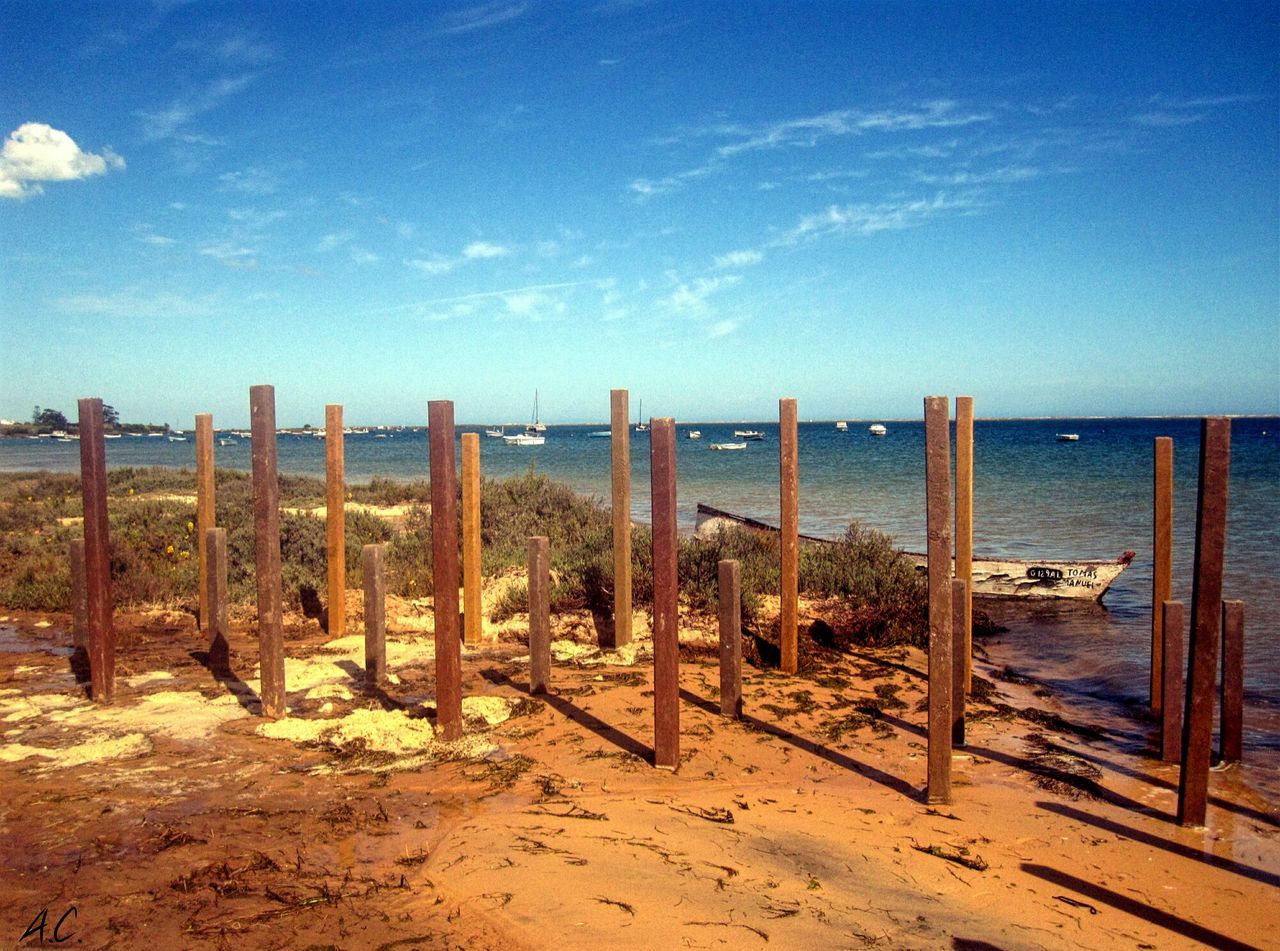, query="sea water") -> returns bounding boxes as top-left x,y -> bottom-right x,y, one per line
4,416 -> 1278,784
